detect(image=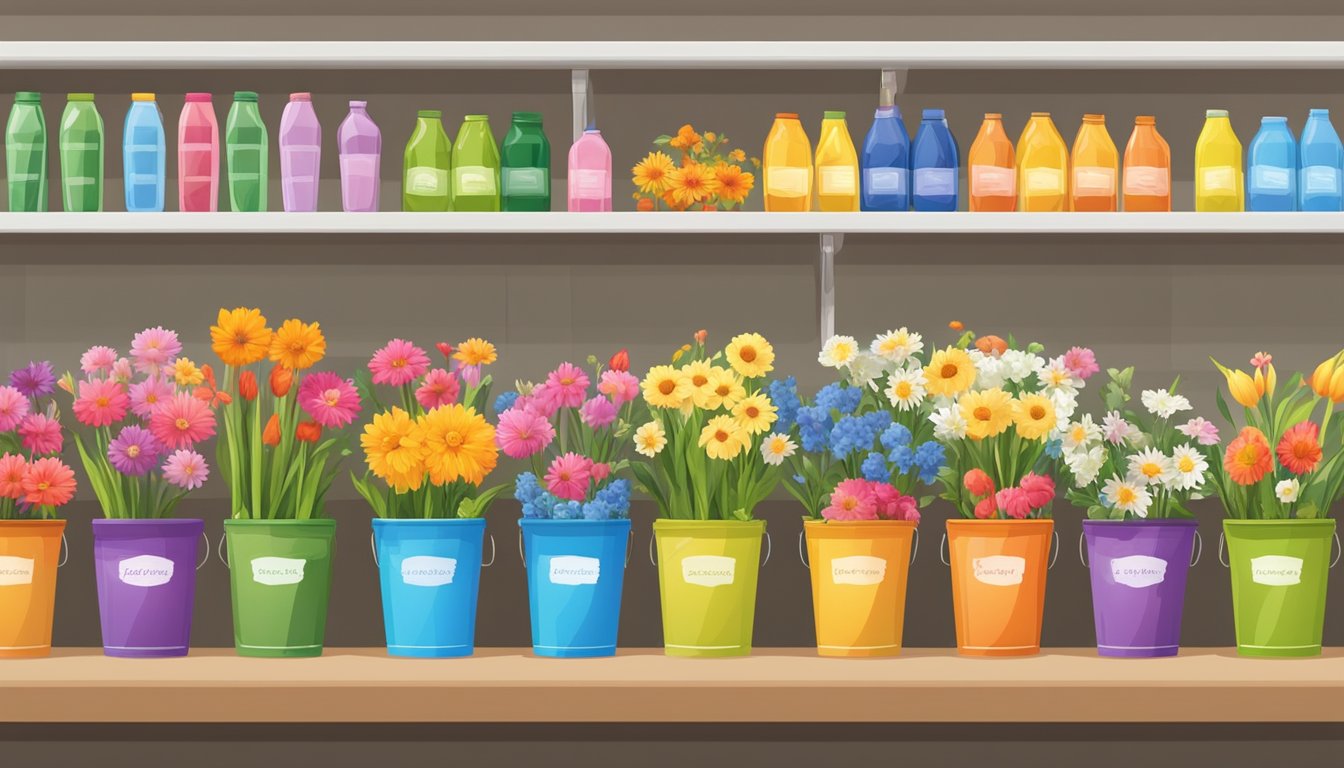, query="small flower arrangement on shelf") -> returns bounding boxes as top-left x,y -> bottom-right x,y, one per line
0,361 -> 76,519
631,124 -> 759,211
